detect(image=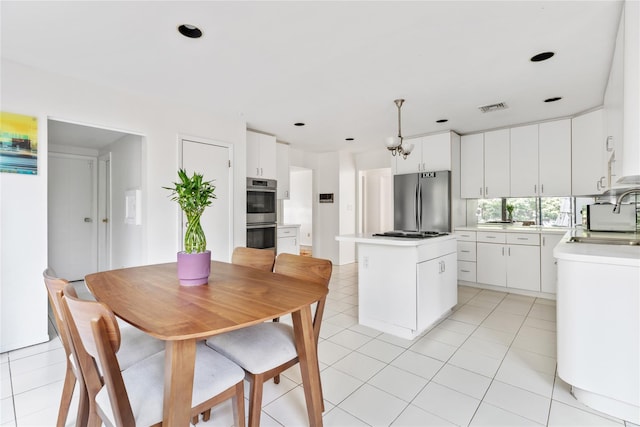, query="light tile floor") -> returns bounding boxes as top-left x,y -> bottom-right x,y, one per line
1,263 -> 638,426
